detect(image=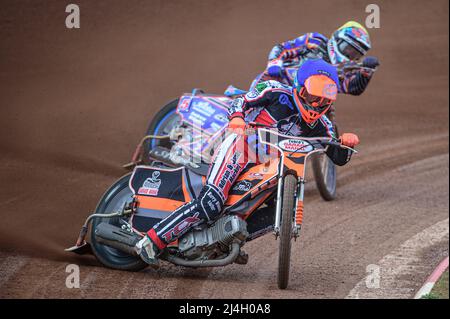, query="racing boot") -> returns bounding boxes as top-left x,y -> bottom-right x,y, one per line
135,235 -> 160,269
